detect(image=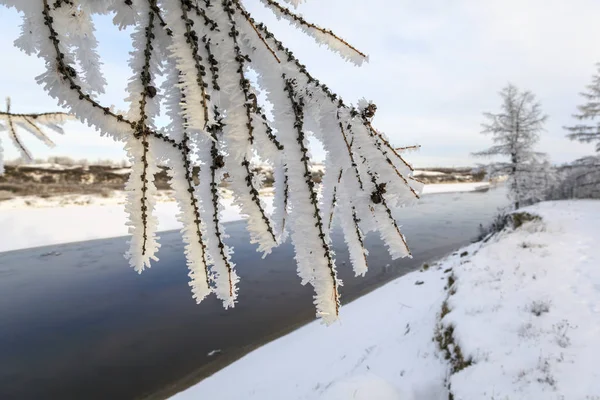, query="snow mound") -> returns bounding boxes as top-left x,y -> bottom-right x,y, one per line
442,200 -> 600,399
